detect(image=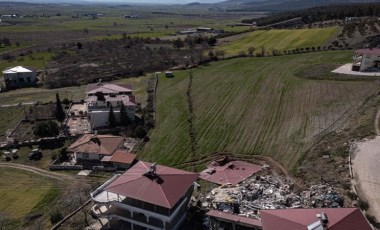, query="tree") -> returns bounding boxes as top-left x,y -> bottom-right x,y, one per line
108,105 -> 117,128
207,36 -> 217,46
119,103 -> 130,126
76,42 -> 83,49
248,47 -> 255,56
173,38 -> 184,49
55,93 -> 66,122
34,121 -> 60,137
50,210 -> 63,224
83,28 -> 89,34
134,126 -> 147,138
